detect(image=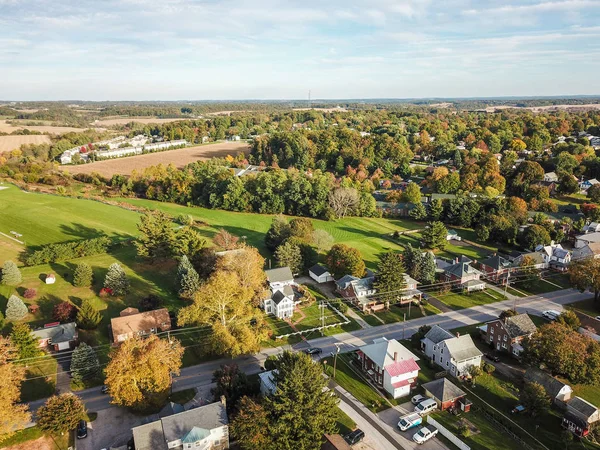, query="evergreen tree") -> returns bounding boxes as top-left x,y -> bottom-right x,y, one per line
10,323 -> 41,359
374,252 -> 407,303
70,343 -> 100,382
37,394 -> 85,435
1,261 -> 21,286
454,148 -> 463,170
104,263 -> 129,296
73,262 -> 93,287
76,300 -> 102,330
177,256 -> 201,299
274,241 -> 303,274
409,202 -> 427,220
422,221 -> 448,250
418,251 -> 437,284
428,198 -> 444,221
264,215 -> 291,251
134,210 -> 177,261
5,295 -> 28,321
403,244 -> 423,280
